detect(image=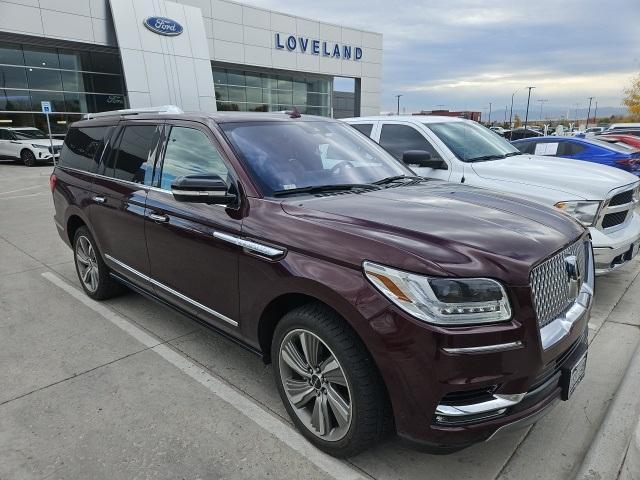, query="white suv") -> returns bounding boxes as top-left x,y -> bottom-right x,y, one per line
0,127 -> 63,166
344,116 -> 640,275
